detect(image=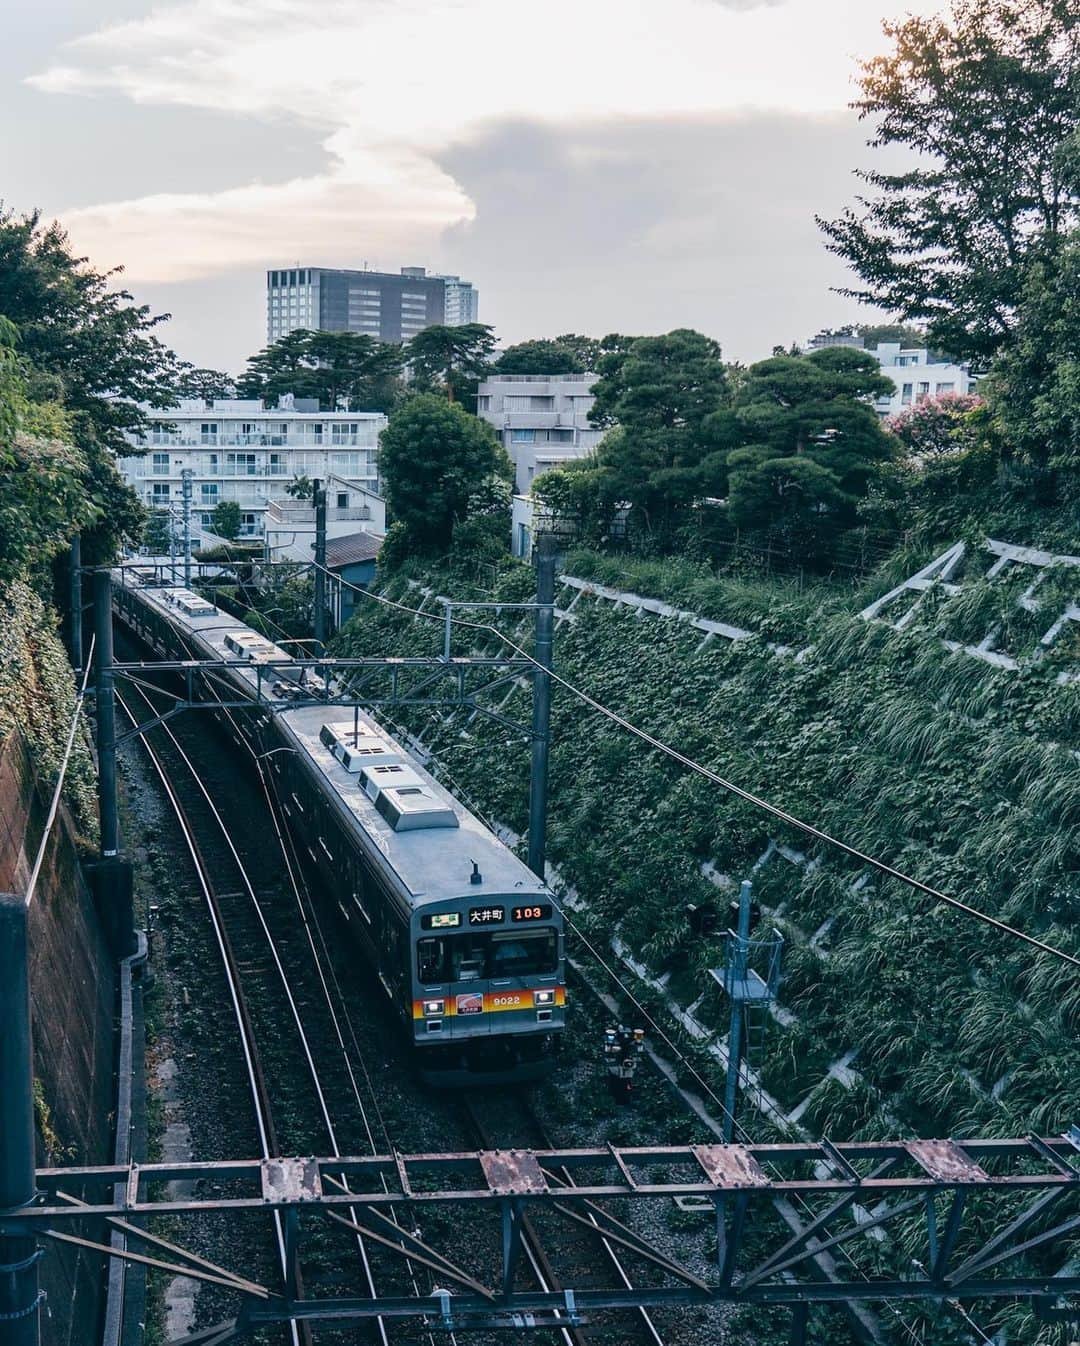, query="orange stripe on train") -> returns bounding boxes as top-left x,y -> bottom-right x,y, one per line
412,987 -> 565,1020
